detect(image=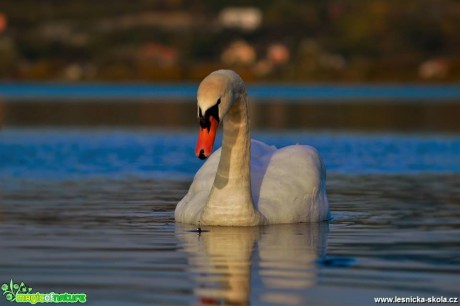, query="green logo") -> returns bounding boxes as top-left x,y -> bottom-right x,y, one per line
2,280 -> 33,302
2,280 -> 86,304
